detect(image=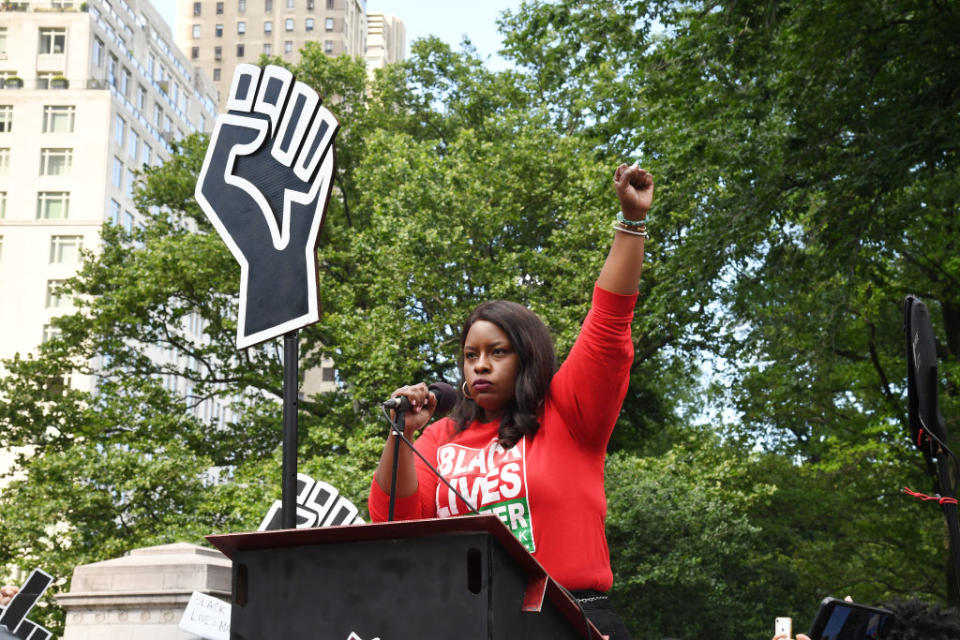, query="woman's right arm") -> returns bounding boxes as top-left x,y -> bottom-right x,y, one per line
372,382 -> 437,496
368,383 -> 442,522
